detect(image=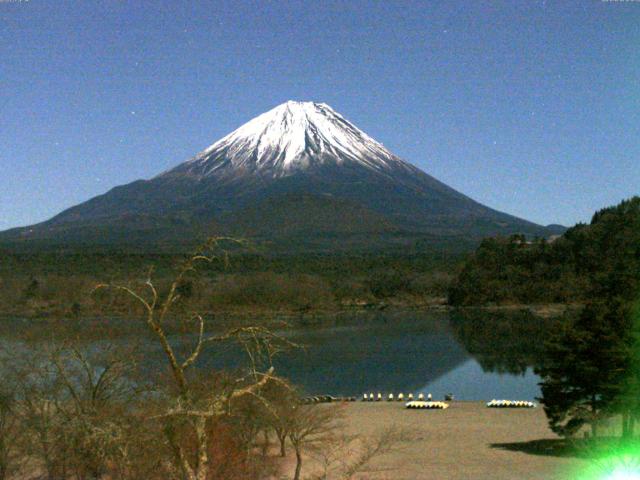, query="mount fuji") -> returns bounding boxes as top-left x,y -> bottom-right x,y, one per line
1,101 -> 562,251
